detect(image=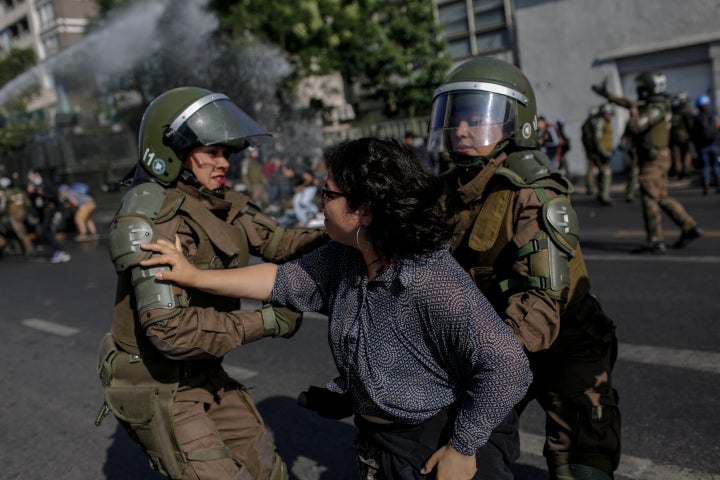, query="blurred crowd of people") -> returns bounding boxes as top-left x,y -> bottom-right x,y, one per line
0,168 -> 99,263
226,130 -> 442,228
581,89 -> 719,206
